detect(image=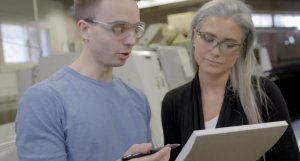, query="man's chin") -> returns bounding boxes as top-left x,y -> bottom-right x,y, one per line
112,61 -> 127,67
